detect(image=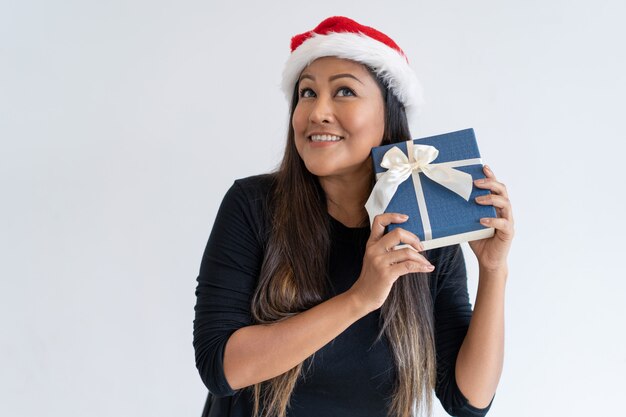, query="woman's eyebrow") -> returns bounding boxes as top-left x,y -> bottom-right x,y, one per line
298,73 -> 364,84
329,73 -> 363,84
299,73 -> 315,82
